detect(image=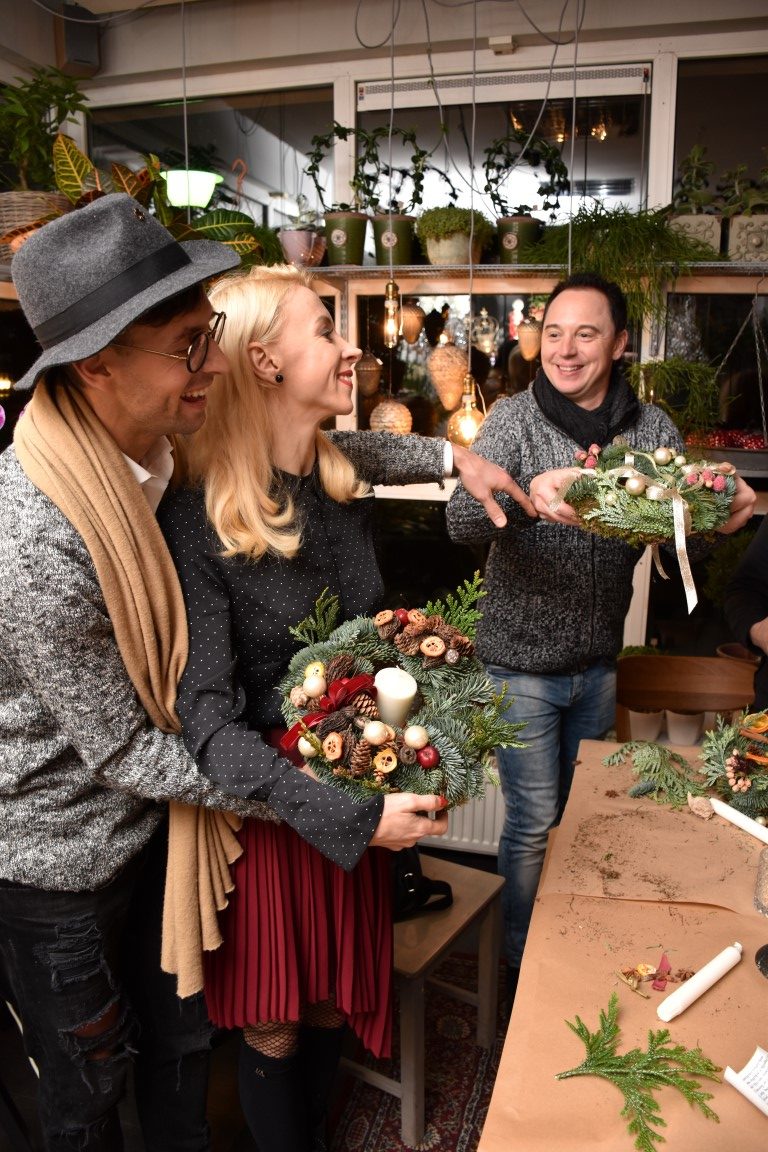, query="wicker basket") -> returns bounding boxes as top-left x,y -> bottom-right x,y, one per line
0,191 -> 70,264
